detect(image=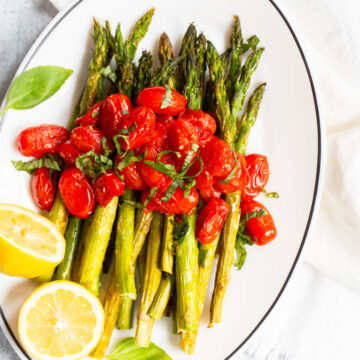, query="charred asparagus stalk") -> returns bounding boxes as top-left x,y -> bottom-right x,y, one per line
207,17 -> 264,326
